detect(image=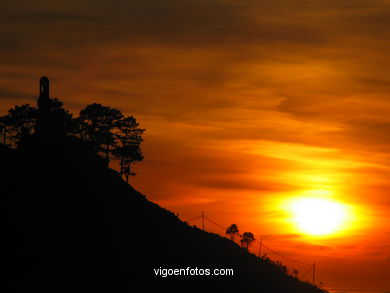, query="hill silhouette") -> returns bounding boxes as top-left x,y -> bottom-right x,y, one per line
2,136 -> 327,293
1,78 -> 327,292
